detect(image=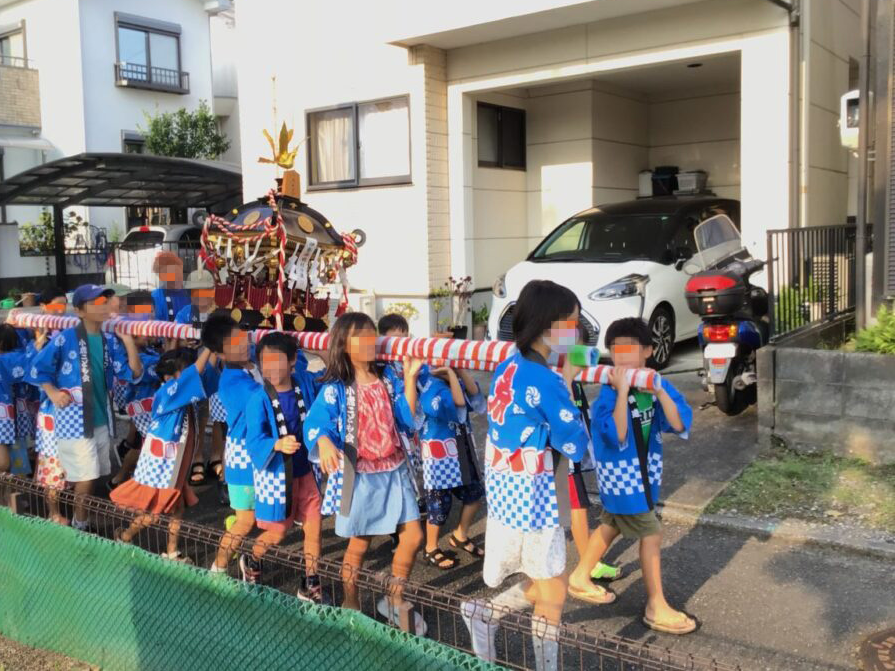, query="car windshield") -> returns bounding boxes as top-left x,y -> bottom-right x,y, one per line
530,214 -> 671,262
121,230 -> 164,248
